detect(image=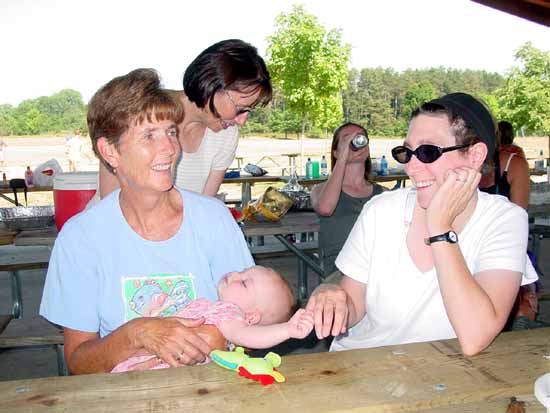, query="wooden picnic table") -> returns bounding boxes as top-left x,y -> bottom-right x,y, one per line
242,212 -> 321,301
0,244 -> 51,340
0,328 -> 547,412
224,174 -> 410,206
241,211 -> 319,237
0,173 -> 410,207
223,175 -> 282,206
0,186 -> 53,206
